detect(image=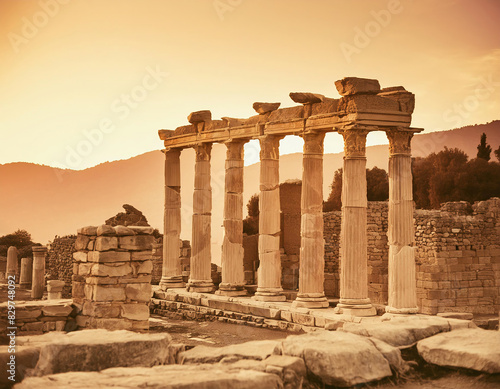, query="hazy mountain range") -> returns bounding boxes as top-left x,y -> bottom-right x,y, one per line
1,121 -> 499,264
